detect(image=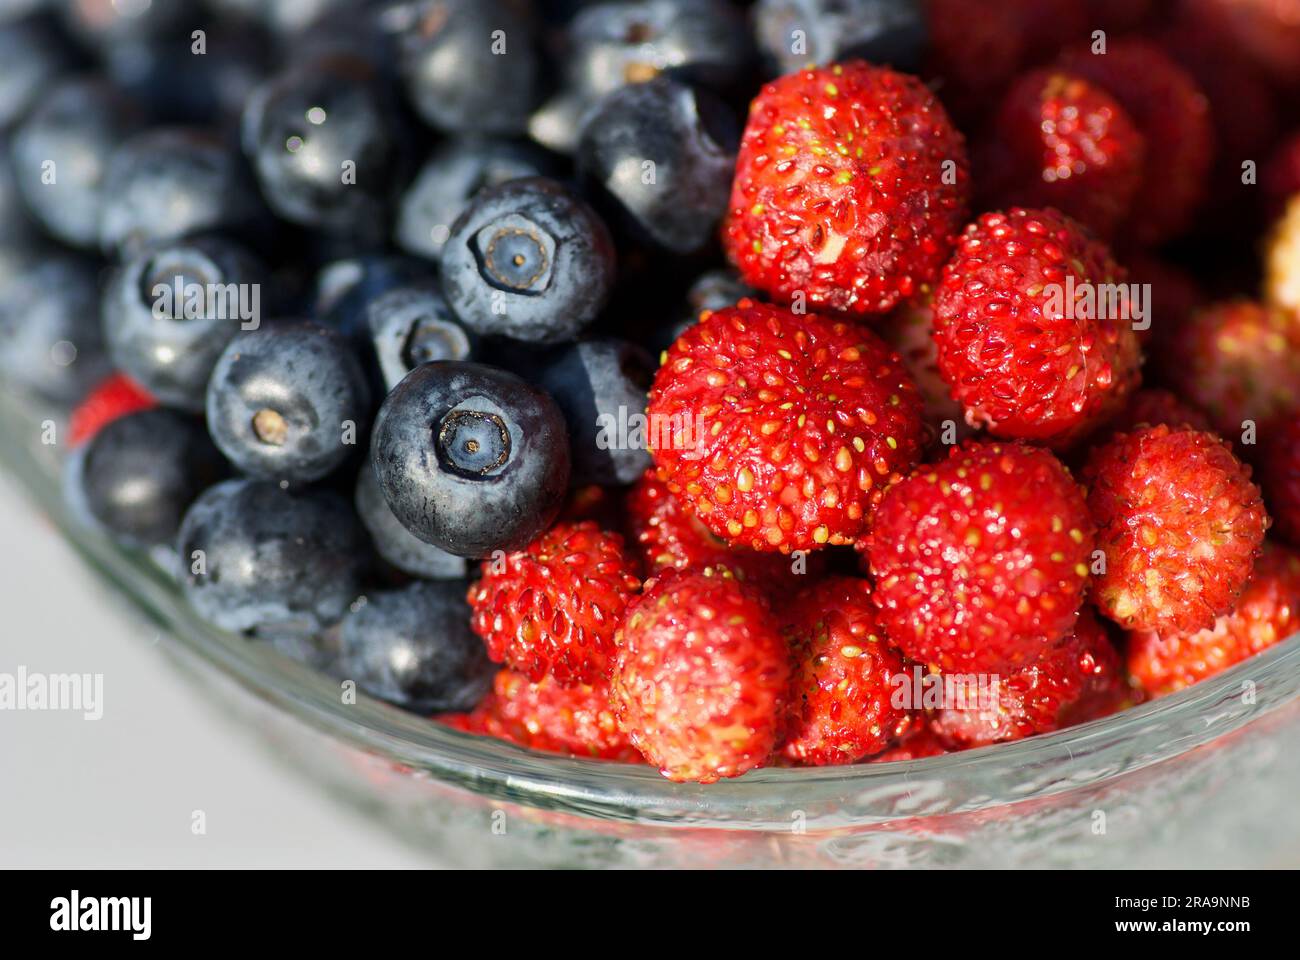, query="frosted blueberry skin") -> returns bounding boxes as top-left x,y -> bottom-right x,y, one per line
0,252 -> 111,402
81,409 -> 228,548
395,138 -> 555,262
537,338 -> 655,486
365,283 -> 478,392
339,580 -> 493,714
438,177 -> 615,344
177,478 -> 368,639
395,0 -> 540,136
104,236 -> 265,412
370,361 -> 570,558
354,465 -> 468,581
241,53 -> 401,236
97,127 -> 266,257
753,0 -> 927,77
205,322 -> 372,485
9,78 -> 143,249
577,78 -> 738,255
